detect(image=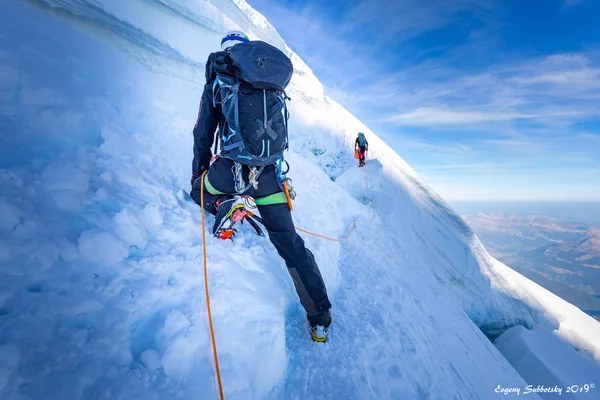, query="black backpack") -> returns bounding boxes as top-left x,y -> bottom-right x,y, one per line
212,41 -> 293,167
